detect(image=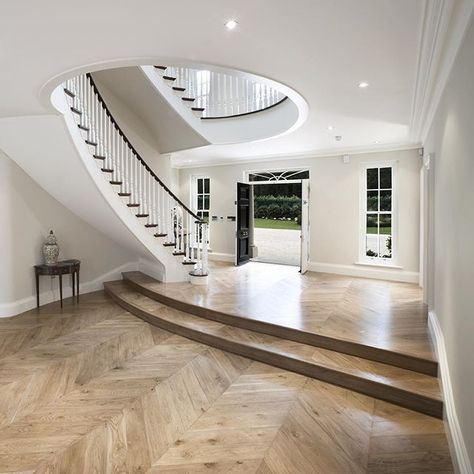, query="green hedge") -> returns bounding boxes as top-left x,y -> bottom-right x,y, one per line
254,195 -> 301,220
